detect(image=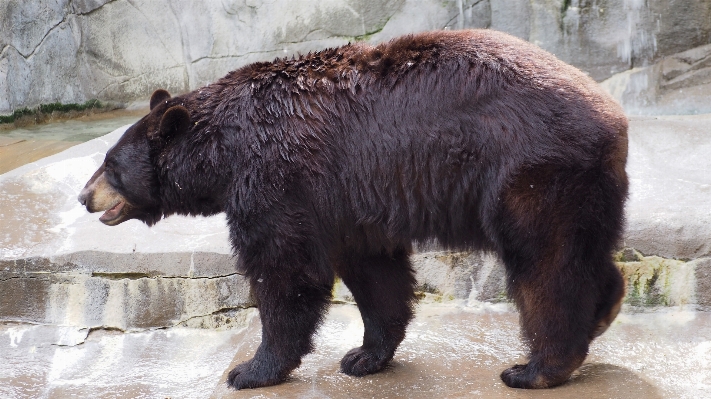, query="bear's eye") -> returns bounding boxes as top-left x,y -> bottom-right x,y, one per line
104,162 -> 123,187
